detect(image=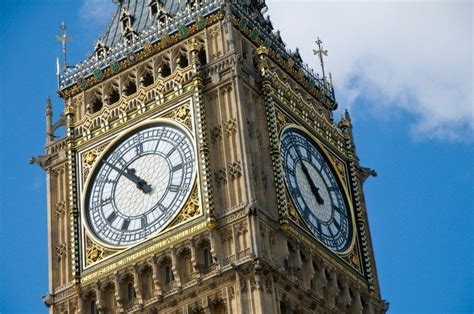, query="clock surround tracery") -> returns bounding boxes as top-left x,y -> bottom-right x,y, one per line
83,120 -> 197,248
